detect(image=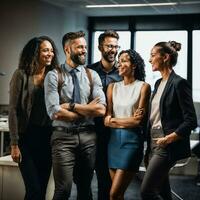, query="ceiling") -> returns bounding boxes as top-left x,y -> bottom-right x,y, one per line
41,0 -> 200,16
